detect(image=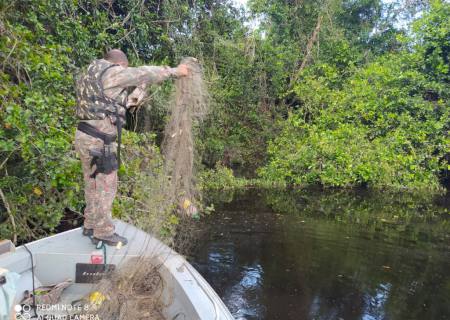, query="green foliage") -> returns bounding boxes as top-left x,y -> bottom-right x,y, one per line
260,43 -> 448,190
1,5 -> 81,241
258,2 -> 449,191
199,163 -> 248,190
191,0 -> 409,175
198,34 -> 277,172
413,0 -> 450,84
